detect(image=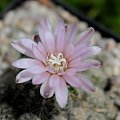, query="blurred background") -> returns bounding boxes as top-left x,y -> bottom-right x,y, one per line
0,0 -> 120,120
62,0 -> 120,35
0,0 -> 120,34
0,0 -> 11,11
